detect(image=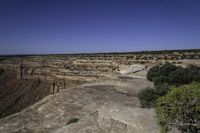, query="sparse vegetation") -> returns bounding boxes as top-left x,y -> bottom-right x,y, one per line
139,63 -> 200,132
156,82 -> 200,133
